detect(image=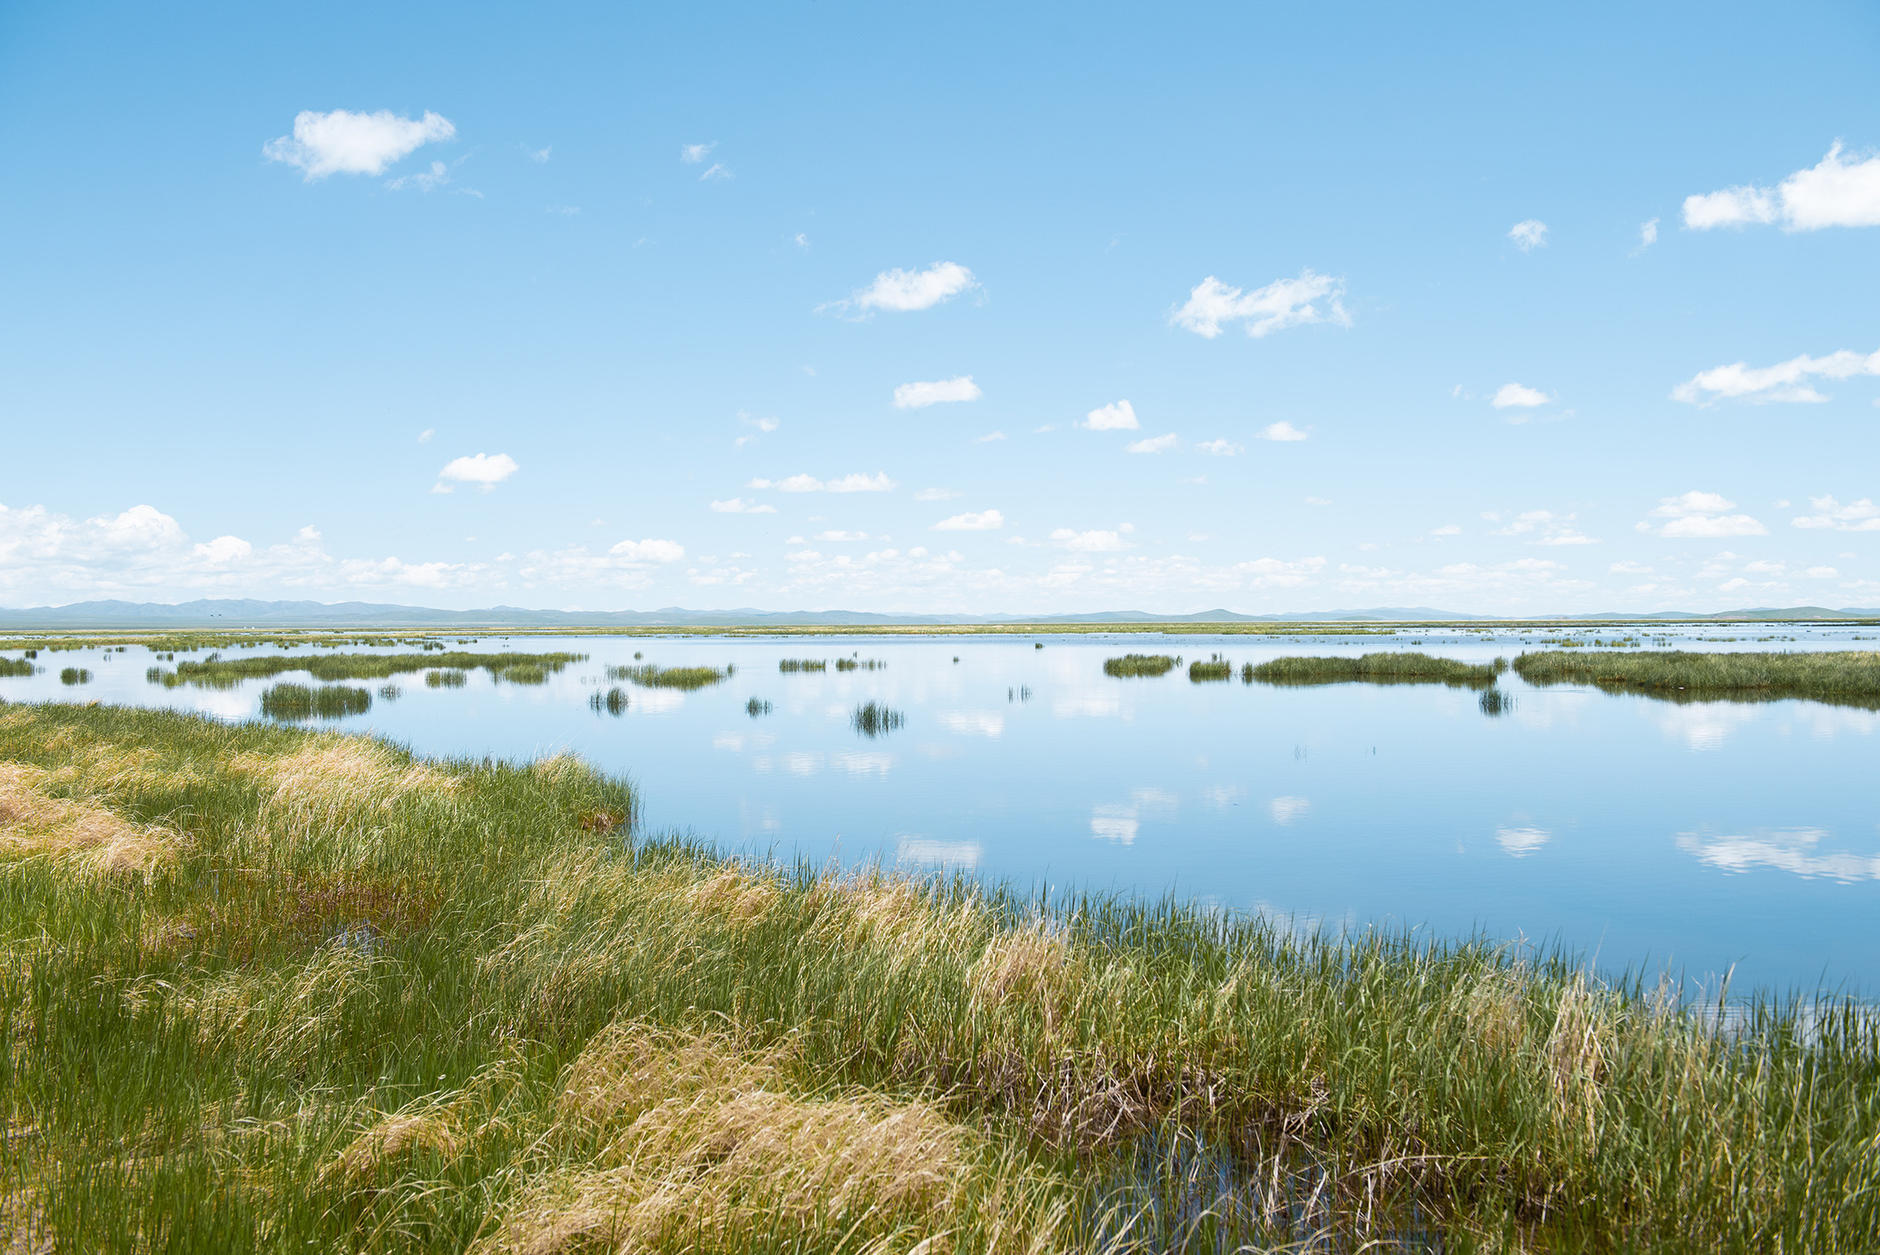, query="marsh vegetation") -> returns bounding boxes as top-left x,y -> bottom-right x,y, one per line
850,700 -> 905,737
148,651 -> 585,689
1514,649 -> 1880,706
589,687 -> 630,716
1188,656 -> 1233,682
258,682 -> 374,721
1102,654 -> 1179,678
607,663 -> 733,691
0,702 -> 1874,1252
0,659 -> 35,679
1246,652 -> 1504,689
